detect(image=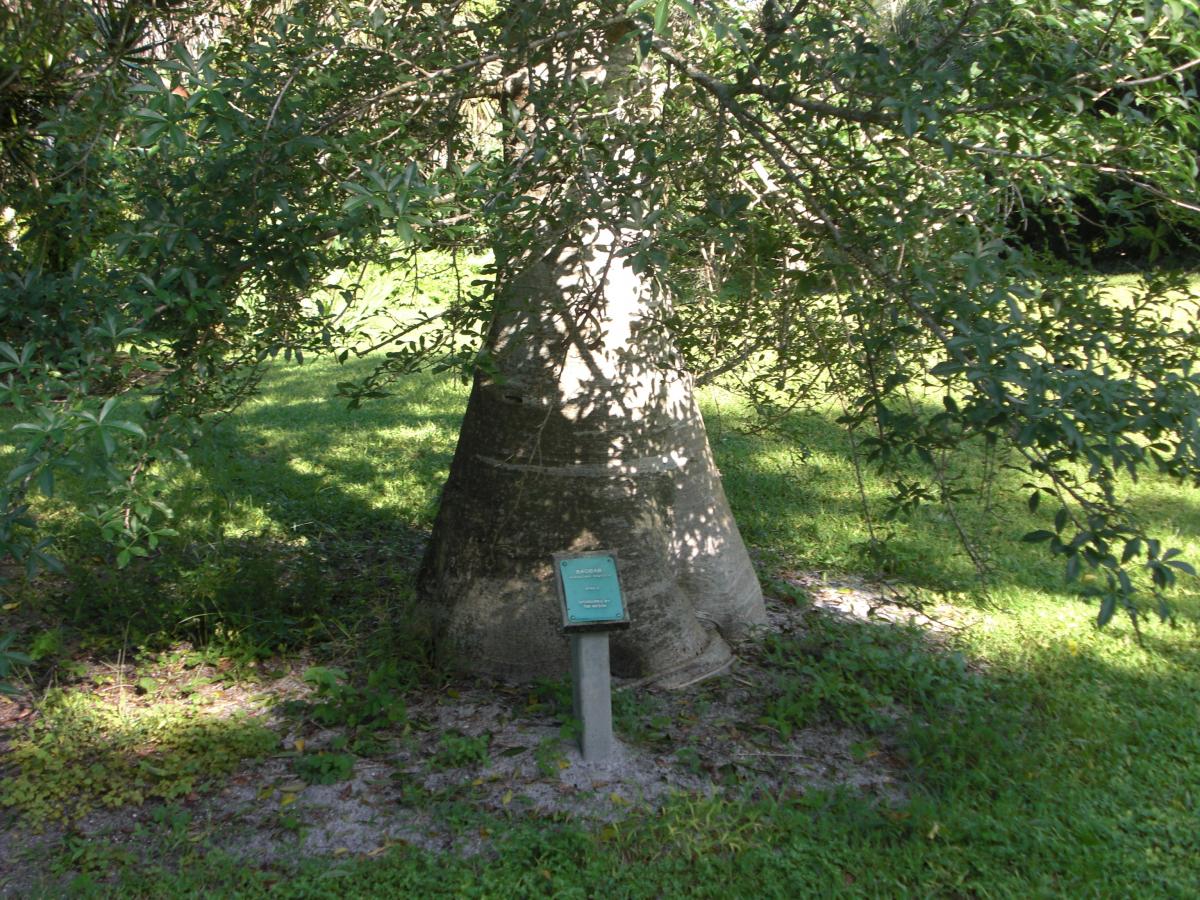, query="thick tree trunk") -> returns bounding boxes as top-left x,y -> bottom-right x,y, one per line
419,16 -> 764,685
419,221 -> 766,687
